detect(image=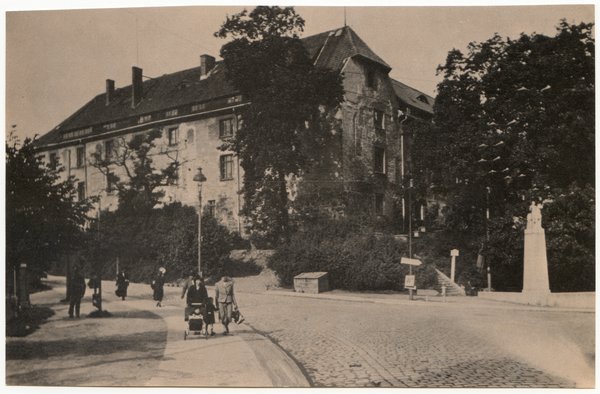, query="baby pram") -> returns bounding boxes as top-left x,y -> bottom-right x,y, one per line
184,303 -> 207,340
